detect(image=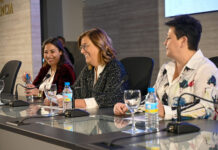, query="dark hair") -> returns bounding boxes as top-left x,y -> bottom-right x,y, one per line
78,28 -> 116,67
57,36 -> 66,43
42,37 -> 73,69
165,15 -> 202,51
